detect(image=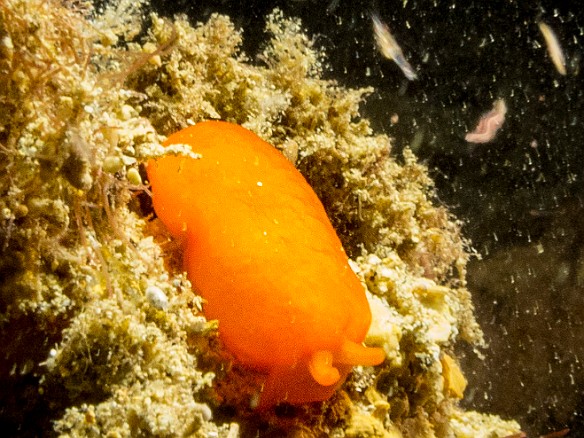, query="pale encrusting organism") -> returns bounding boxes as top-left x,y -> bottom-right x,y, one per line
0,0 -> 525,436
538,21 -> 567,76
371,12 -> 417,80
